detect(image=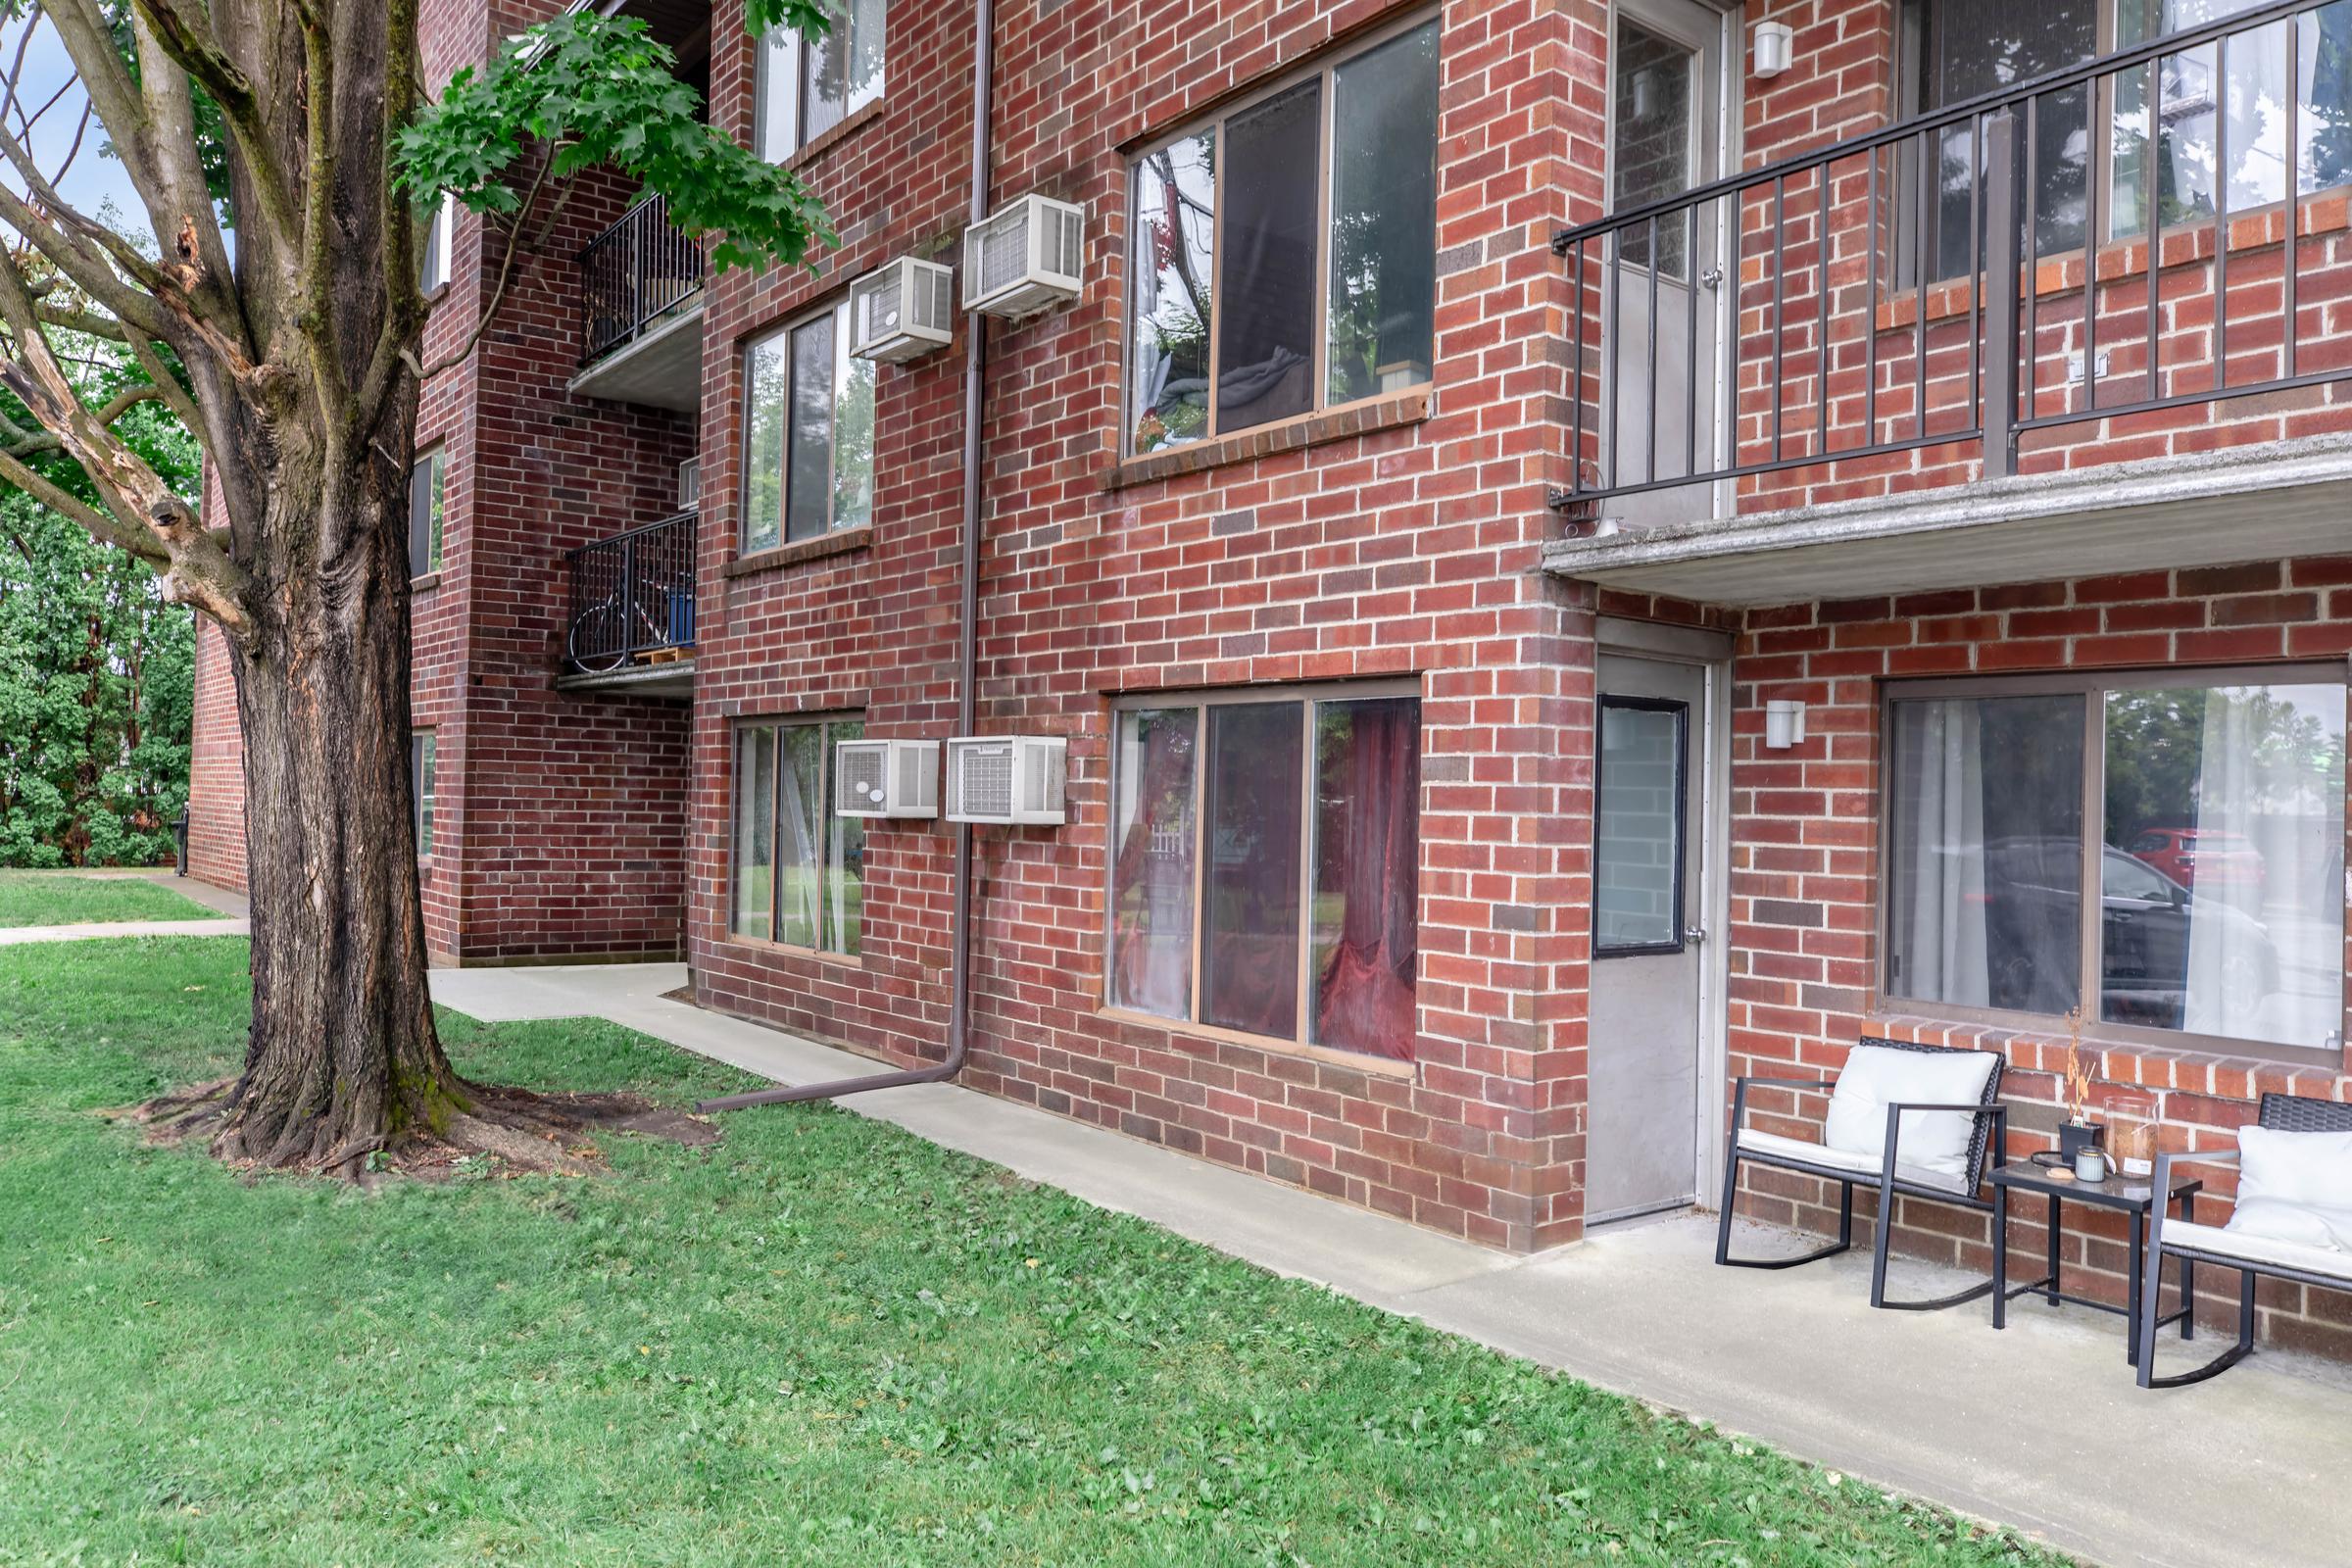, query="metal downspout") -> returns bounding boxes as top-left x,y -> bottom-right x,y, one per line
697,0 -> 992,1113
